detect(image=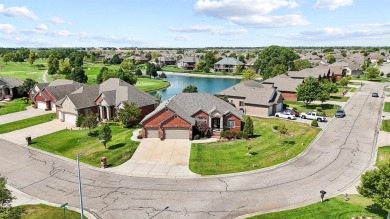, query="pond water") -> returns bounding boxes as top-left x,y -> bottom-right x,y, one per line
149,74 -> 241,101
